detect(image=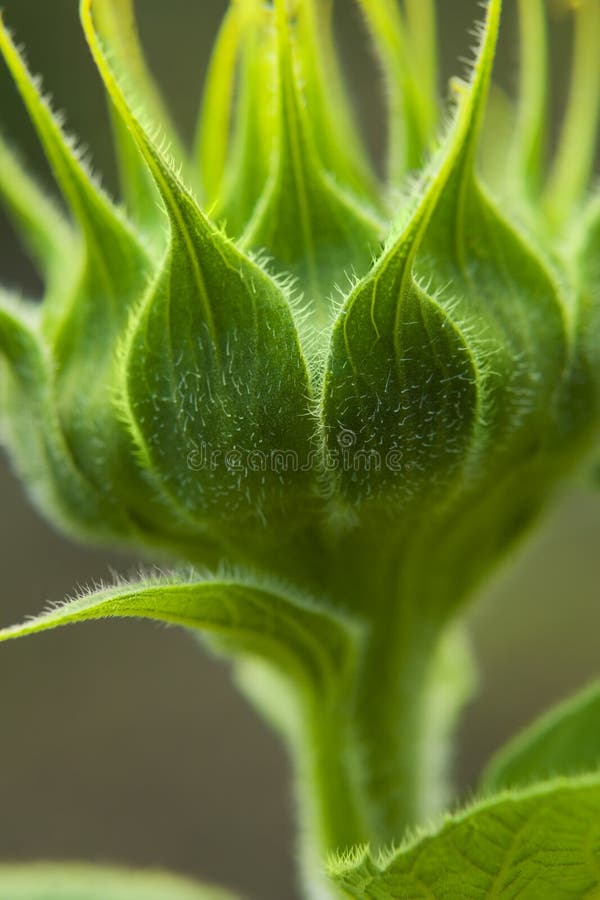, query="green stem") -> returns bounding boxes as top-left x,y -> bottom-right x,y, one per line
293,701 -> 370,900
298,618 -> 471,897
236,659 -> 368,900
289,614 -> 471,900
322,533 -> 474,847
352,611 -> 469,843
240,539 -> 474,898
